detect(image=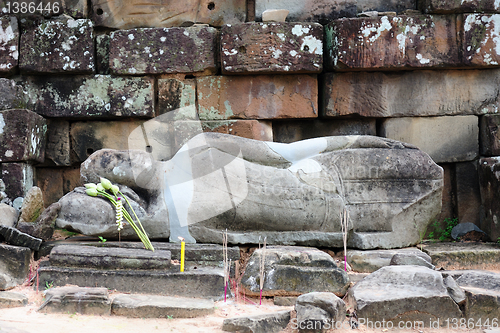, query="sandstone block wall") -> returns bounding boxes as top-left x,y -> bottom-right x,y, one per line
0,0 -> 498,238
